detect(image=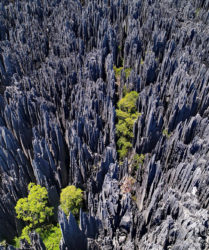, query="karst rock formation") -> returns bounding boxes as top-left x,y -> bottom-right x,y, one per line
0,0 -> 209,249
